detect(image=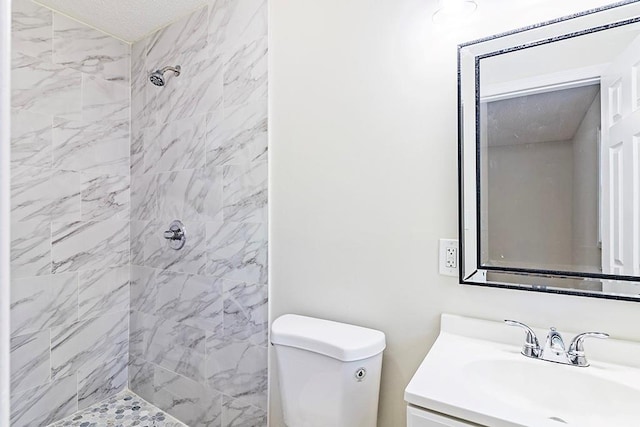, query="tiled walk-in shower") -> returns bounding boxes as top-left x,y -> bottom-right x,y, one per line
10,0 -> 268,425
